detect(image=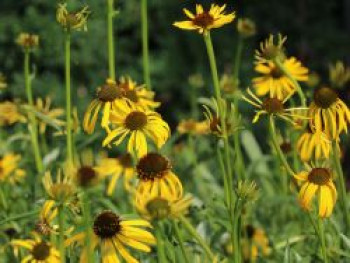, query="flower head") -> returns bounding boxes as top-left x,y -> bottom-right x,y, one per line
0,73 -> 7,89
12,233 -> 60,262
43,169 -> 75,203
16,33 -> 39,50
95,153 -> 136,195
0,153 -> 26,184
294,165 -> 337,218
136,153 -> 183,201
173,4 -> 235,34
177,119 -> 209,135
66,210 -> 155,263
0,101 -> 26,126
329,61 -> 350,89
237,18 -> 256,38
35,200 -> 58,236
253,57 -> 308,100
103,100 -> 170,158
309,86 -> 350,139
255,34 -> 286,63
56,3 -> 90,31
